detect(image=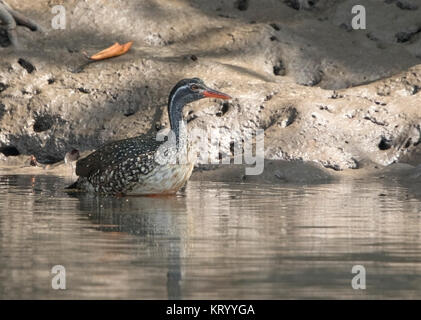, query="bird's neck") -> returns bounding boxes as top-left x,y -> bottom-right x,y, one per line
168,98 -> 186,146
